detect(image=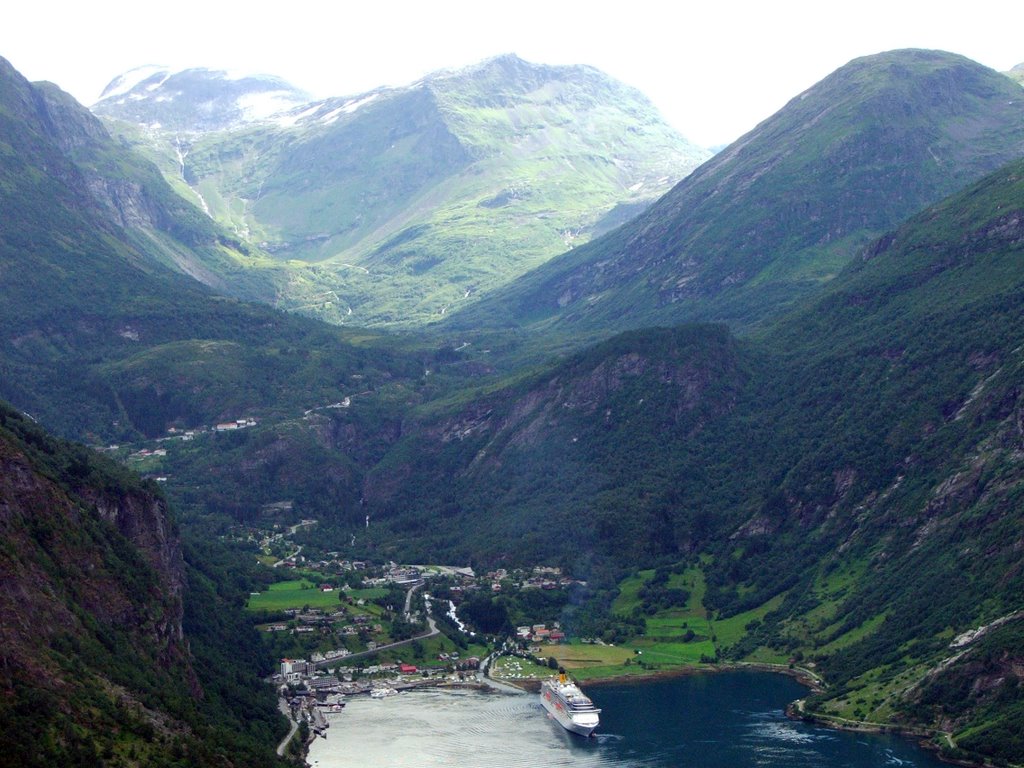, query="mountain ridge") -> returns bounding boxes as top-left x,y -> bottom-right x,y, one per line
0,55 -> 426,443
3,46 -> 1024,767
94,54 -> 709,326
449,49 -> 1024,337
